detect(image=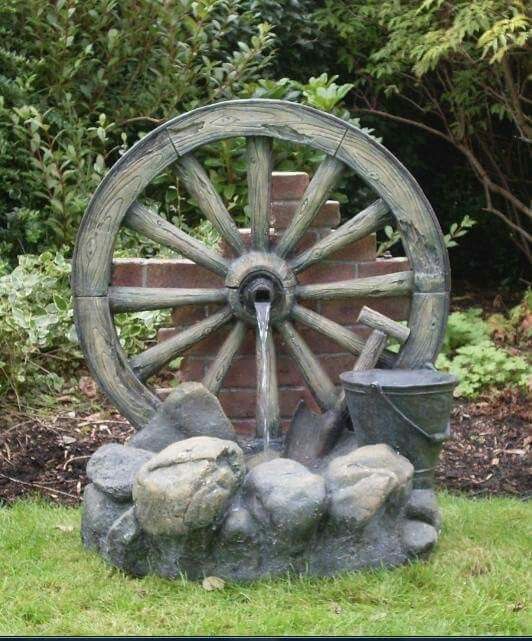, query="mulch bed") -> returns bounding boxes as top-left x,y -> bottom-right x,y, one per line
0,388 -> 530,506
